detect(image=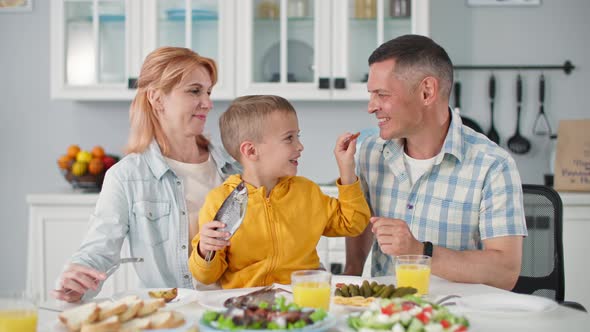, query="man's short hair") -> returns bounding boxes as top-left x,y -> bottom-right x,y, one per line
368,34 -> 453,98
220,95 -> 297,161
